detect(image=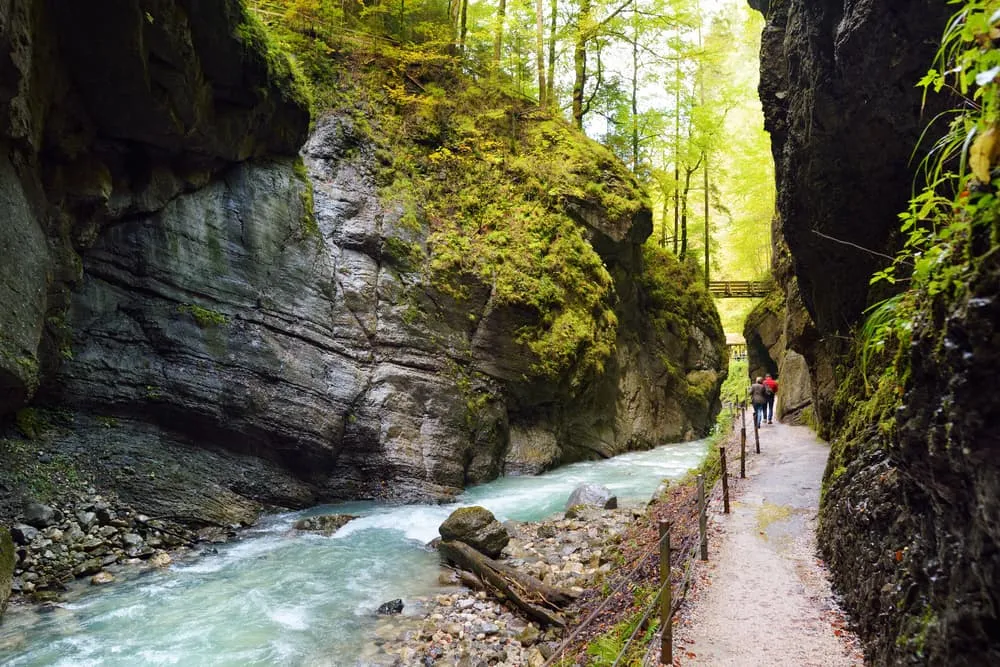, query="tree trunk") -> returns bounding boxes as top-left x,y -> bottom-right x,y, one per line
630,0 -> 639,172
660,191 -> 669,248
680,167 -> 693,258
494,0 -> 507,68
672,49 -> 680,255
459,0 -> 469,52
703,152 -> 709,285
535,0 -> 546,105
438,541 -> 577,627
547,0 -> 557,103
572,0 -> 591,129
